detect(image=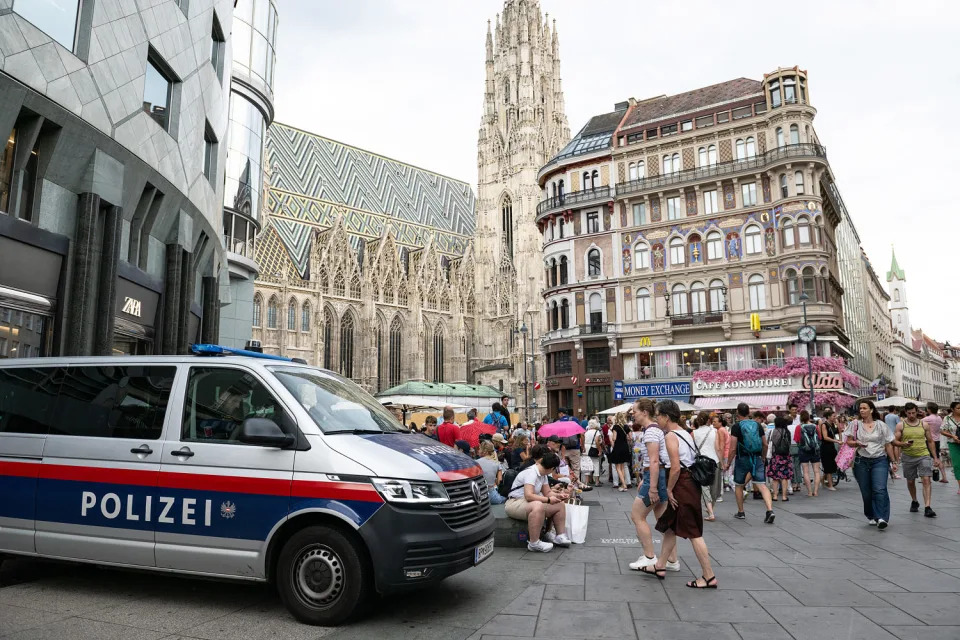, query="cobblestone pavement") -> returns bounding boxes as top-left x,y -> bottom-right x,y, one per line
2,477 -> 959,639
